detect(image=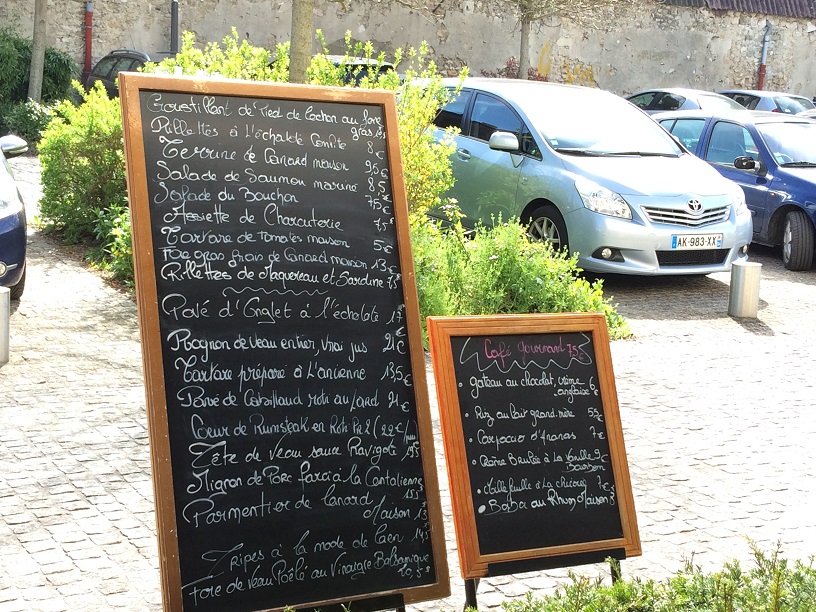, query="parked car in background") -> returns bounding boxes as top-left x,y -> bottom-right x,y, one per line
324,55 -> 397,85
798,108 -> 816,119
717,89 -> 815,114
625,88 -> 745,114
655,109 -> 816,271
0,134 -> 29,299
431,78 -> 752,276
85,49 -> 150,97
